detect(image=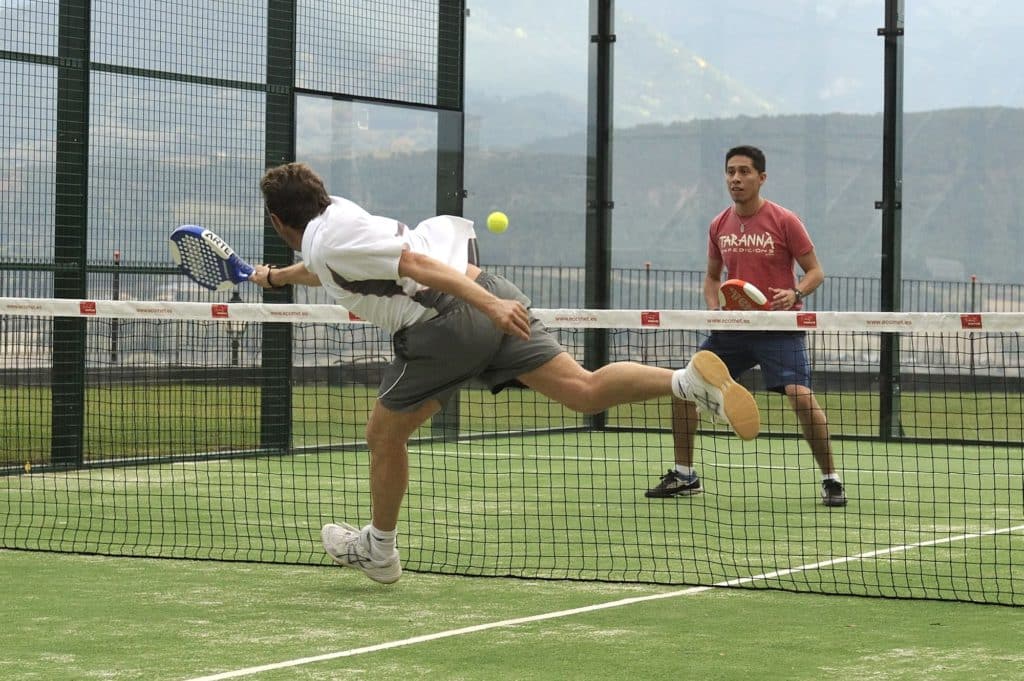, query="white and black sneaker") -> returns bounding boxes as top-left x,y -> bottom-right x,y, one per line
645,469 -> 703,498
321,523 -> 402,584
821,479 -> 848,507
672,350 -> 760,441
